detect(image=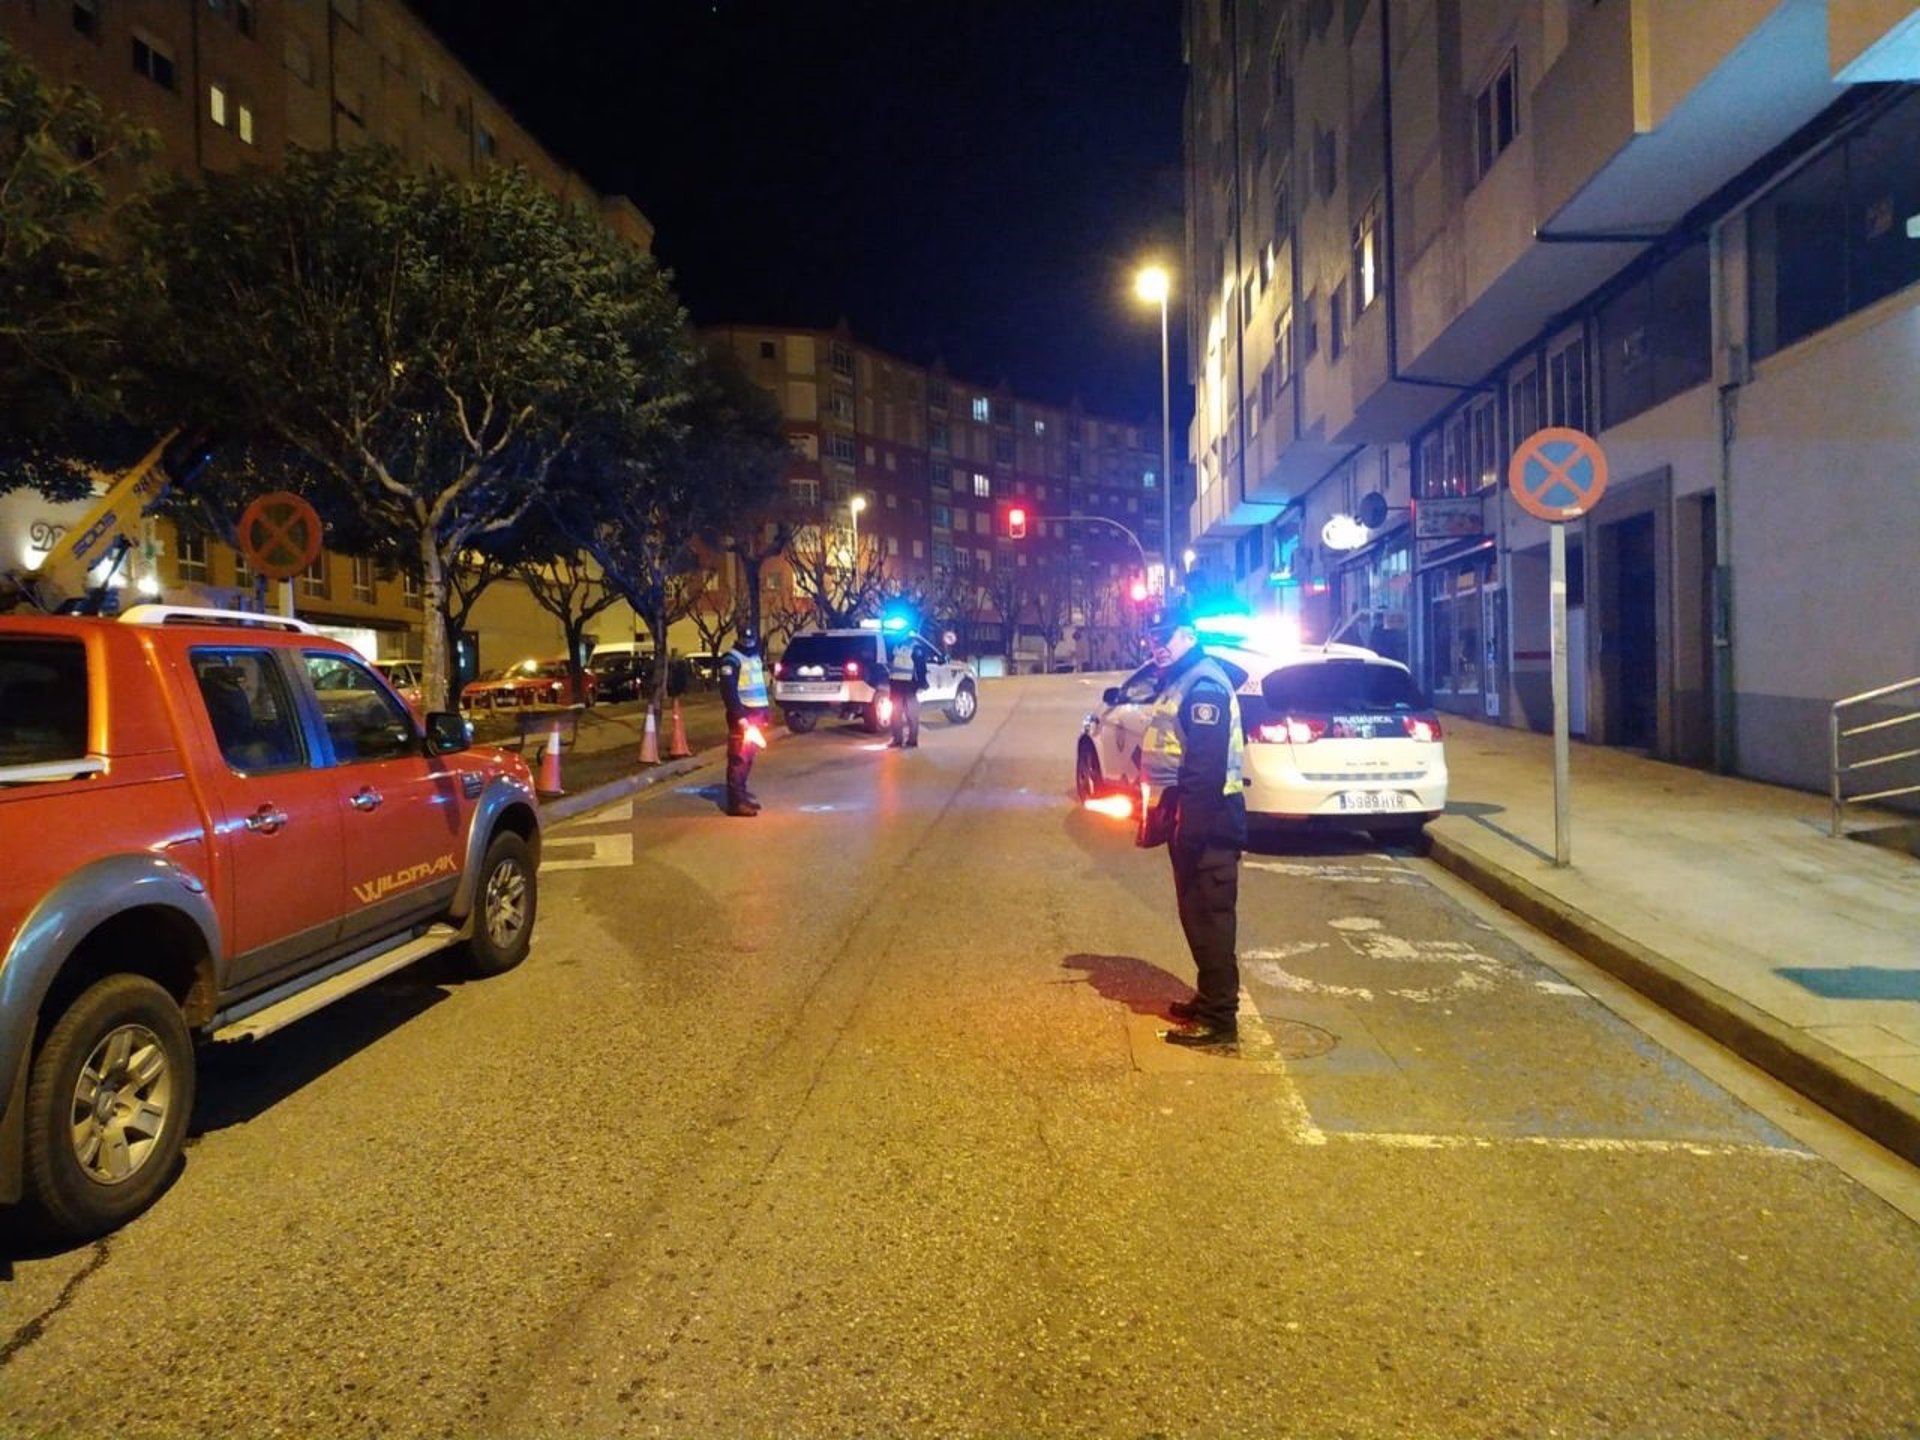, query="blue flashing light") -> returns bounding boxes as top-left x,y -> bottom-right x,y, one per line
881,610 -> 912,633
